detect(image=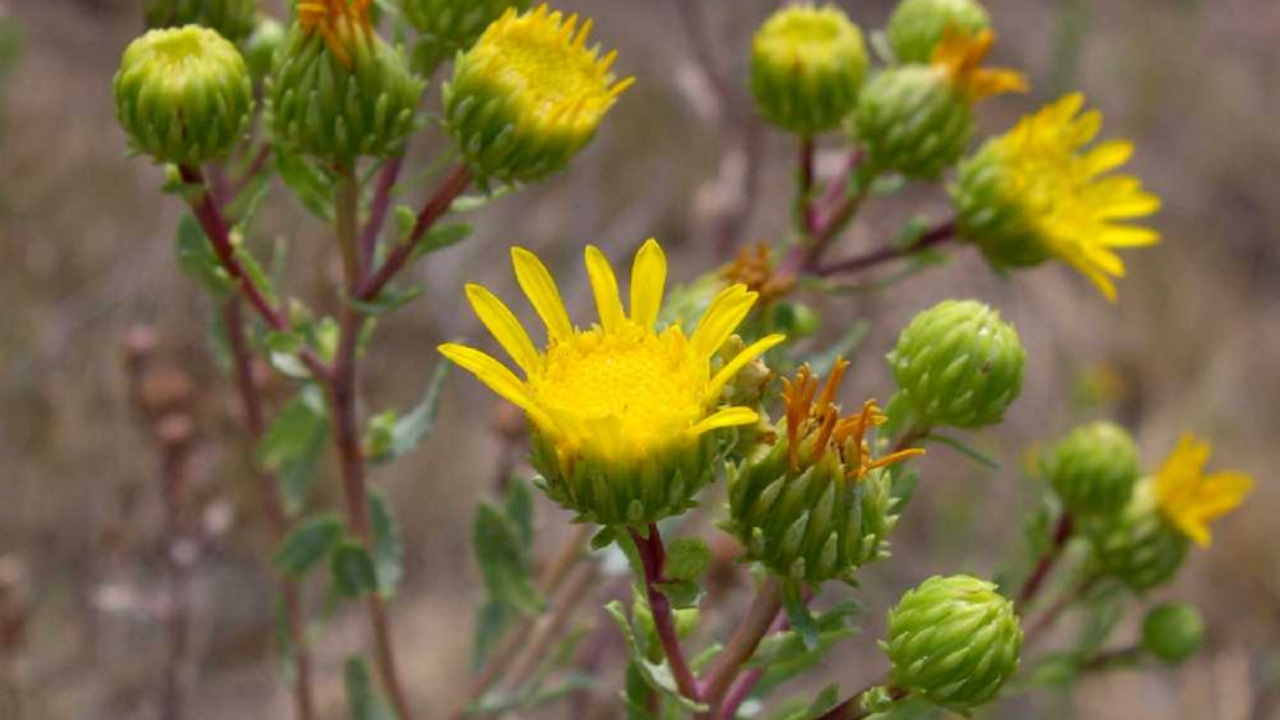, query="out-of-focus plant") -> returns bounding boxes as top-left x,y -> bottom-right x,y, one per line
110,0 -> 1254,719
